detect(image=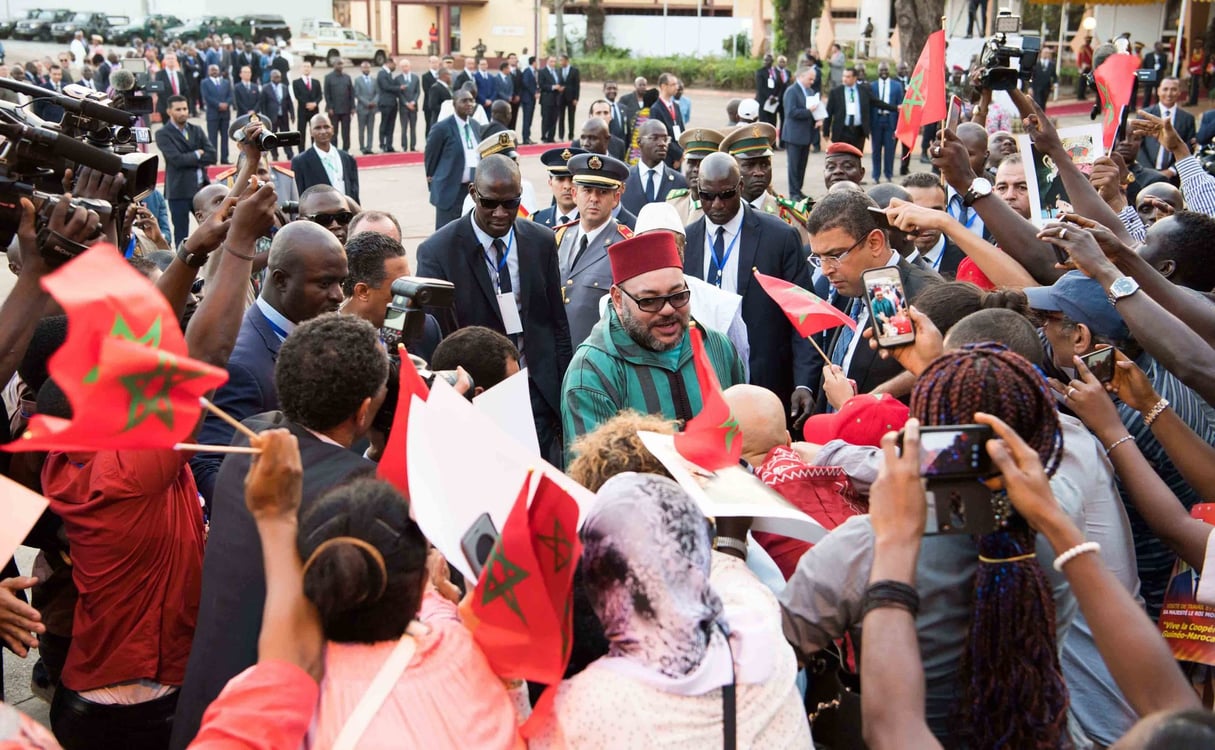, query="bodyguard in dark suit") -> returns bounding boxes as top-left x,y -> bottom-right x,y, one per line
1196,108 -> 1215,148
649,74 -> 687,161
1029,50 -> 1058,110
755,53 -> 785,128
685,153 -> 816,419
424,89 -> 483,229
156,57 -> 190,122
200,65 -> 233,164
473,61 -> 496,116
169,315 -> 378,750
1137,81 -> 1195,179
868,63 -> 904,183
396,60 -> 421,151
538,57 -> 560,142
782,66 -> 819,201
1140,43 -> 1169,107
621,120 -> 688,215
557,55 -> 580,141
377,59 -> 400,152
323,60 -> 355,151
155,95 -> 216,244
426,71 -> 454,134
259,70 -> 295,159
422,58 -> 440,135
824,67 -> 872,150
417,154 -> 573,463
292,63 -> 323,148
233,66 -> 260,116
291,114 -> 360,202
520,57 -> 539,143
